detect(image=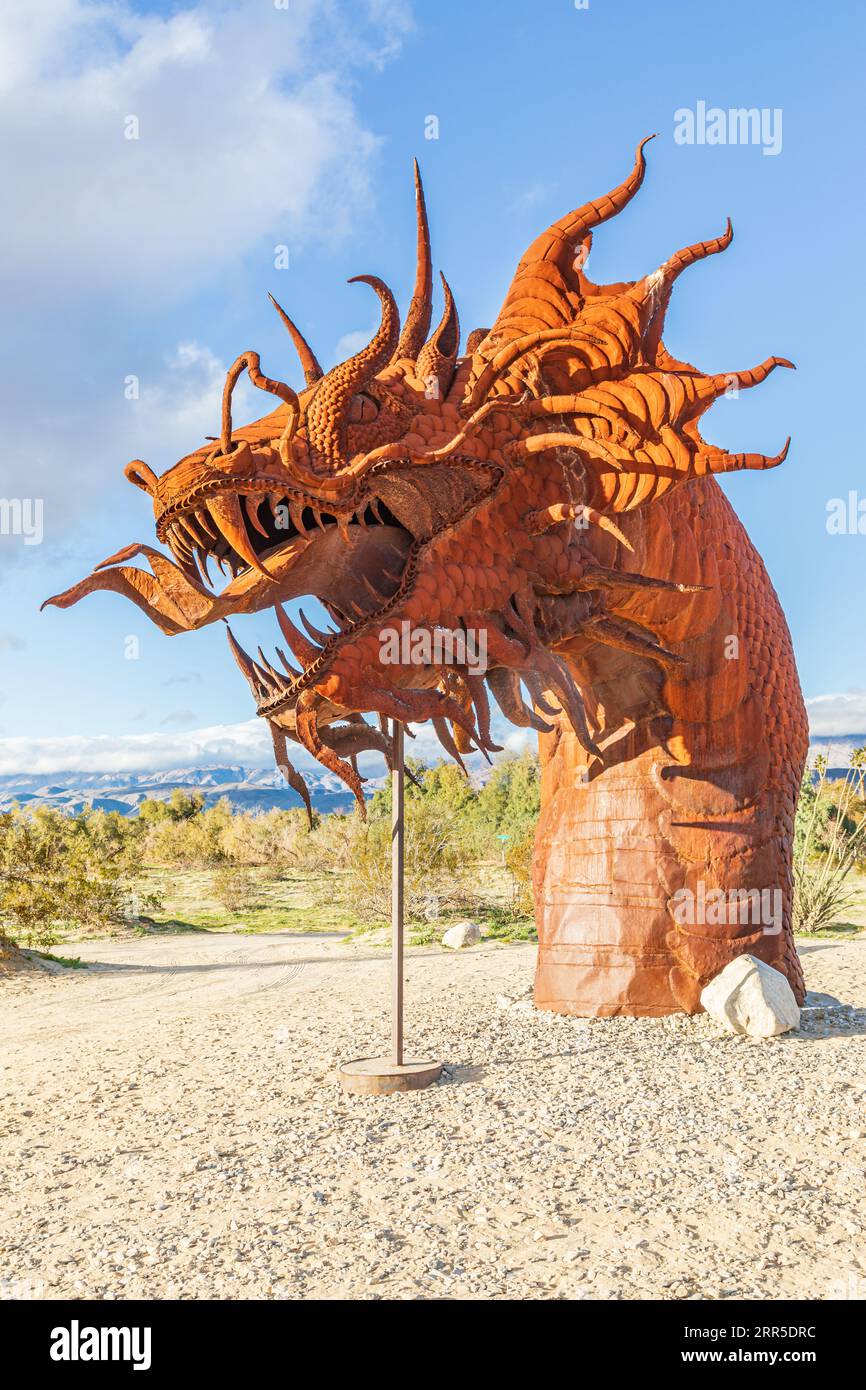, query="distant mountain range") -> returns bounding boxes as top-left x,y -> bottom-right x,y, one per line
0,765 -> 381,816
1,736 -> 862,817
